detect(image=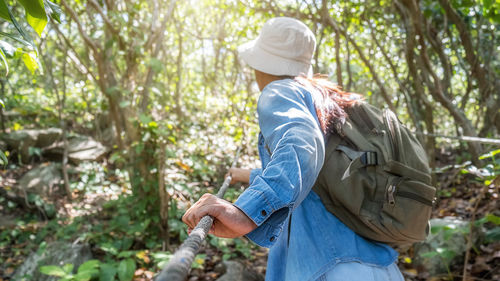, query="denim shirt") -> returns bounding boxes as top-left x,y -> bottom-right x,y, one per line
233,79 -> 398,281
